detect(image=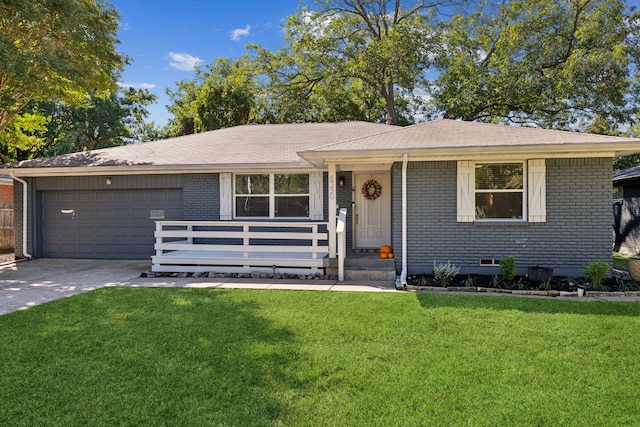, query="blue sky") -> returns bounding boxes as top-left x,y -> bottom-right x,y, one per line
111,0 -> 303,127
